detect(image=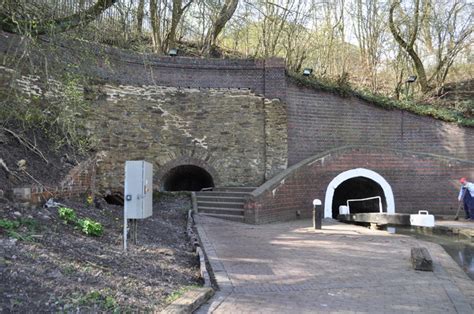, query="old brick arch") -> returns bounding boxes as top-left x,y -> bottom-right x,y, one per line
323,168 -> 395,218
156,157 -> 220,191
